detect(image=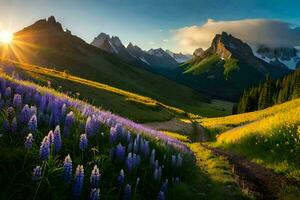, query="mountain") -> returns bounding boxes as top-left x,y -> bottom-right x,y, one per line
193,48 -> 204,57
165,50 -> 192,63
254,45 -> 300,69
0,16 -> 212,117
91,33 -> 179,70
180,32 -> 291,100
